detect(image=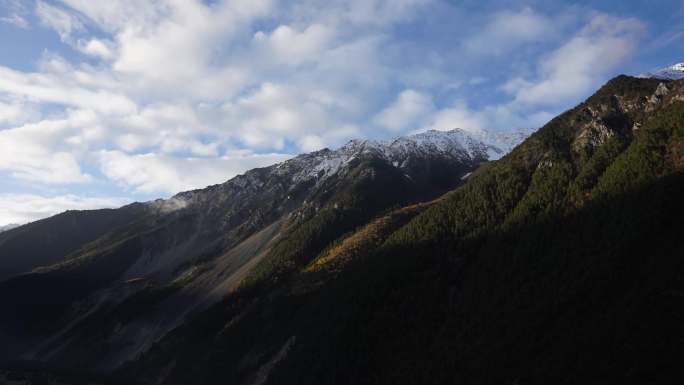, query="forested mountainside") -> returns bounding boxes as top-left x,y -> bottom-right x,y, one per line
1,74 -> 683,385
